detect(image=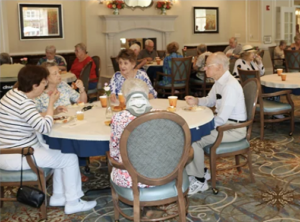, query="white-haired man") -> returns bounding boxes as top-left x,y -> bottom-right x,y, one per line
137,39 -> 158,62
37,45 -> 67,71
223,37 -> 242,59
185,52 -> 247,195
